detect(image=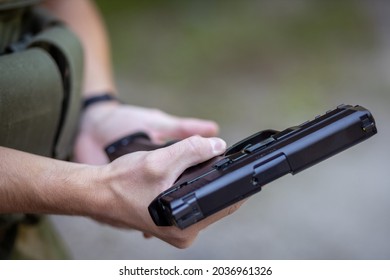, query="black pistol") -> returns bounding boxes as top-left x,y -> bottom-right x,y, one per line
105,104 -> 377,229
